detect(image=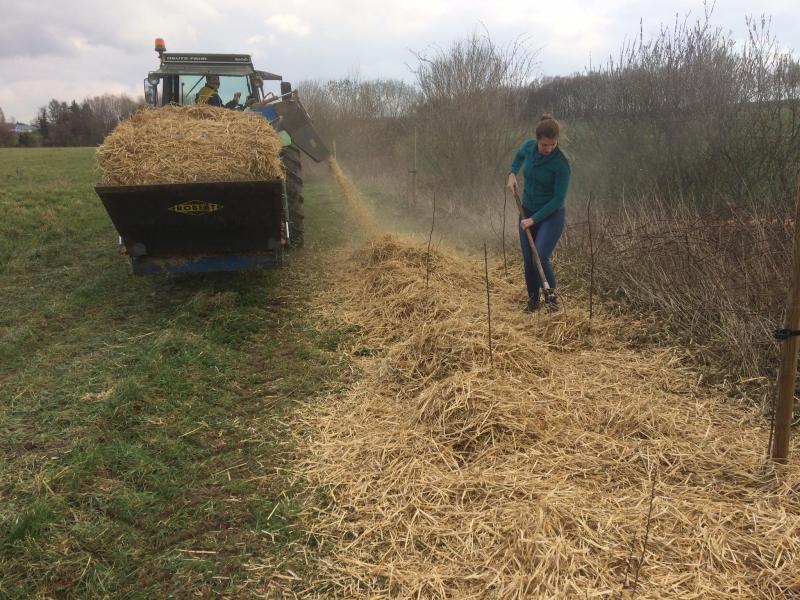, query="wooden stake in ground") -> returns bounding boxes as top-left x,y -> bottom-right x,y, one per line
426,193 -> 436,289
410,127 -> 418,208
632,467 -> 658,596
484,243 -> 493,369
502,187 -> 508,277
772,182 -> 800,462
588,191 -> 596,320
621,466 -> 658,598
